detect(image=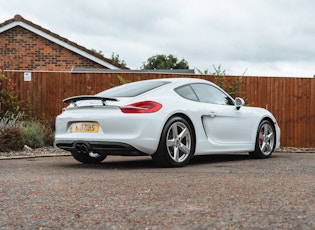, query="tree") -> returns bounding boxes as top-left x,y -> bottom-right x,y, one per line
198,65 -> 244,99
142,54 -> 189,69
91,50 -> 127,67
196,65 -> 226,75
212,65 -> 243,99
110,52 -> 127,67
